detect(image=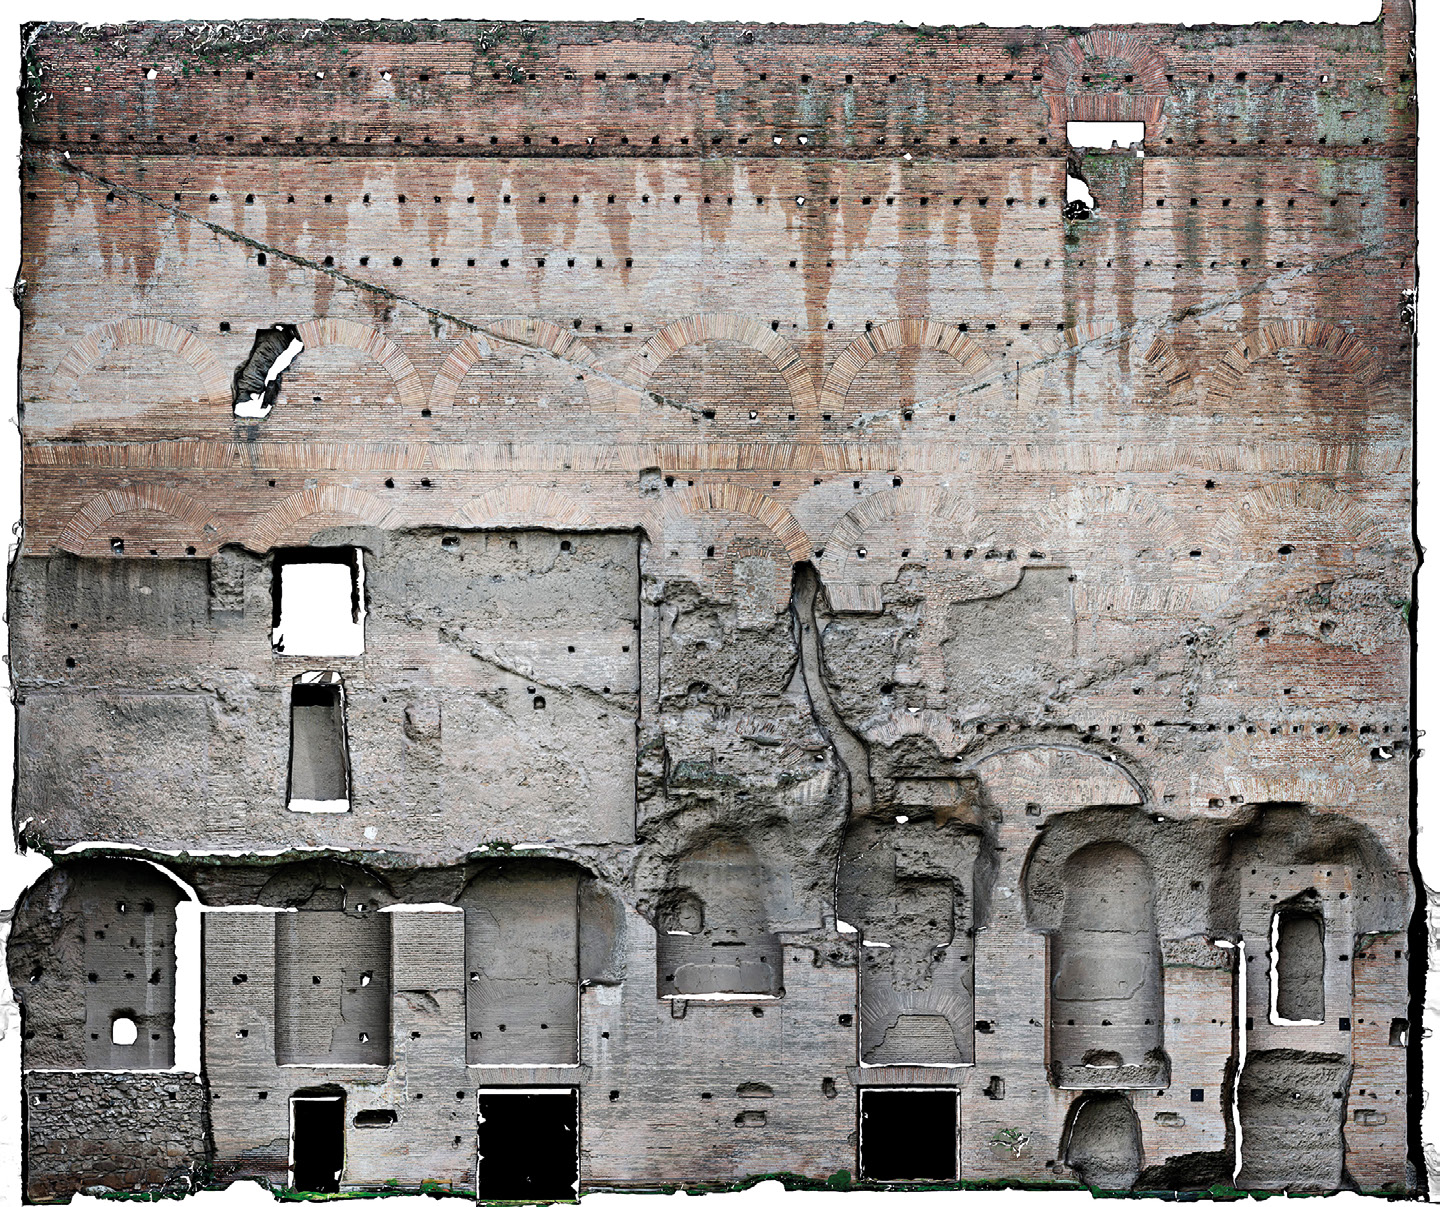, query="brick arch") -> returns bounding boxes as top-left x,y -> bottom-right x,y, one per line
644,482 -> 811,563
294,318 -> 426,410
1207,320 -> 1383,401
1063,319 -> 1118,349
57,485 -> 226,554
820,320 -> 991,418
1034,484 -> 1185,556
246,484 -> 396,550
860,709 -> 963,756
1207,482 -> 1386,553
625,314 -> 815,410
449,484 -> 596,529
429,320 -> 599,410
826,484 -> 975,549
1142,334 -> 1191,389
51,317 -> 230,401
1042,30 -> 1169,126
